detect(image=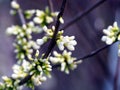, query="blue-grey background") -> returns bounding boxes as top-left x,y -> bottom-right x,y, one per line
0,0 -> 120,90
